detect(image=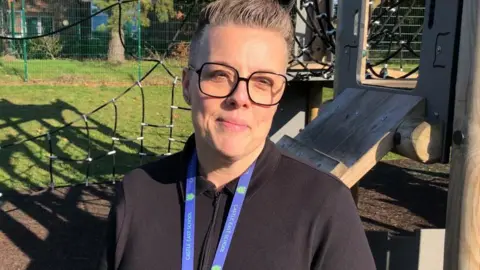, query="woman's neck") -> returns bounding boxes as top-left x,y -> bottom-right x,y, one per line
195,140 -> 265,190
